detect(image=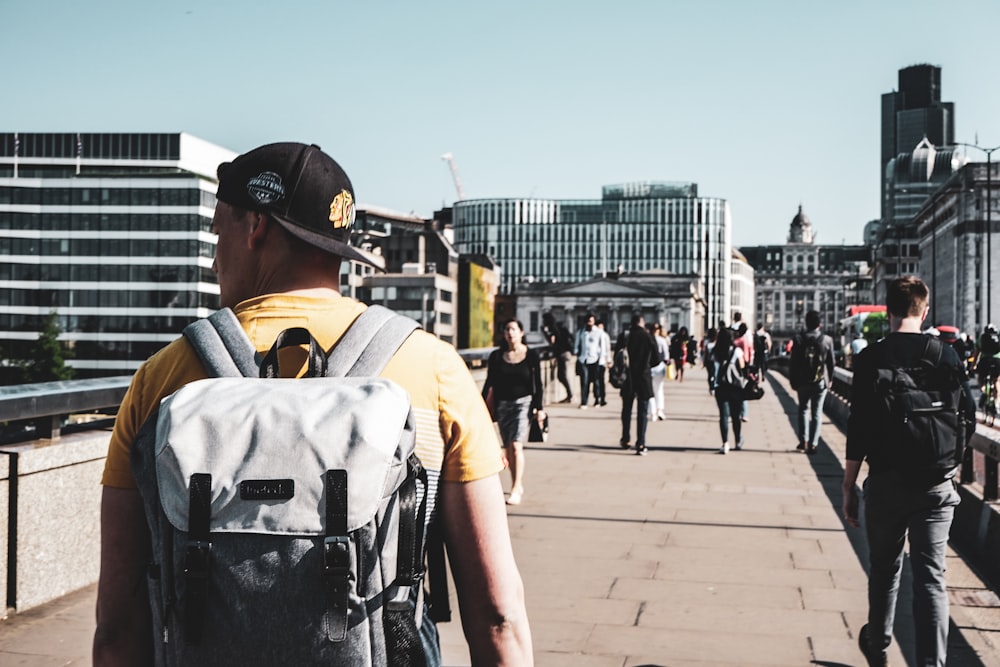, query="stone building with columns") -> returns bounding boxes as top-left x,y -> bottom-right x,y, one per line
512,270 -> 706,344
739,206 -> 871,341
